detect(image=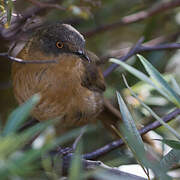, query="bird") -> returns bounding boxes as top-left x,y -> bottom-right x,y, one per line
12,23 -> 106,135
